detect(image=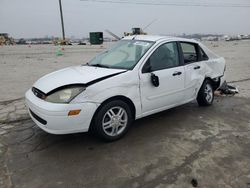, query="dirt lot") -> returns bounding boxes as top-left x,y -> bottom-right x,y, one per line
0,41 -> 250,188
